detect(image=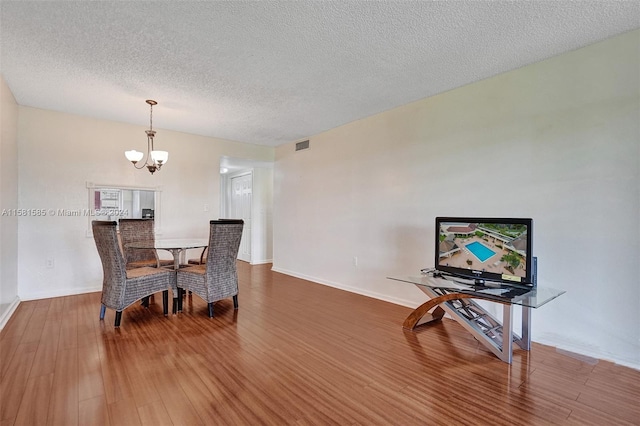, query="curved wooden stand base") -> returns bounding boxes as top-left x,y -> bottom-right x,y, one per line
403,293 -> 476,330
